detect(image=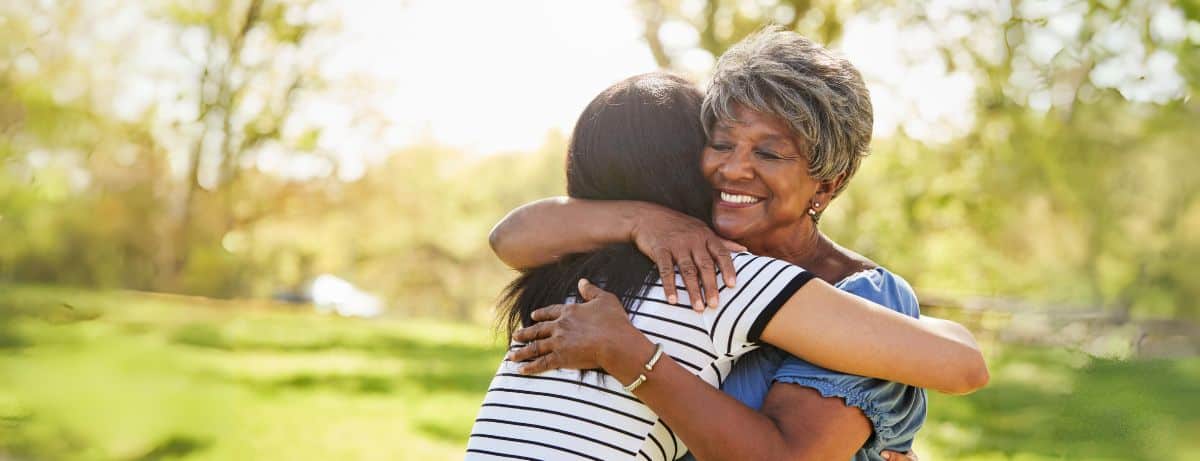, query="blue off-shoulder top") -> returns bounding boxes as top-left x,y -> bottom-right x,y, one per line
681,267 -> 927,461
